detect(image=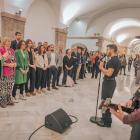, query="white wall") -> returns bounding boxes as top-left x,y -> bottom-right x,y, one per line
24,0 -> 56,45
68,19 -> 89,37
66,39 -> 98,51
